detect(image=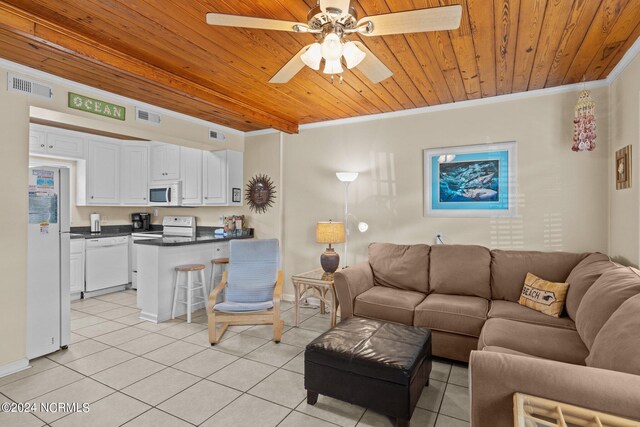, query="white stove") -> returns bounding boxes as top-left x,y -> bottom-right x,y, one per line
162,216 -> 197,237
